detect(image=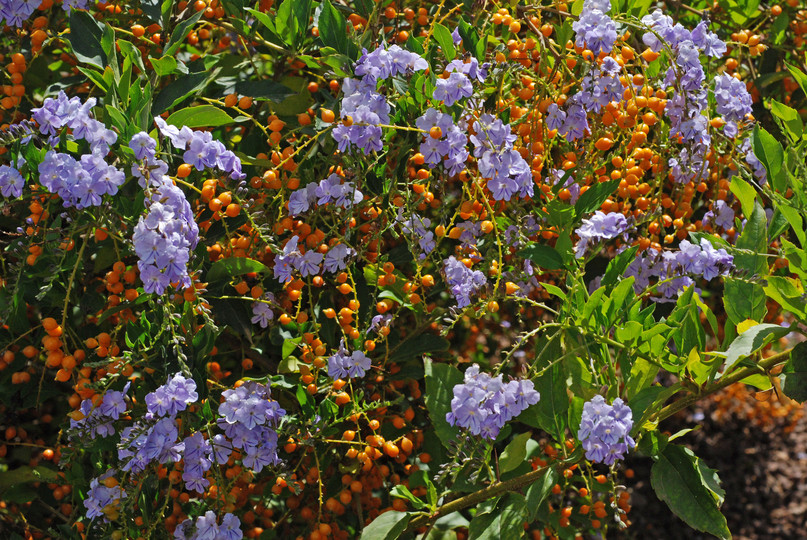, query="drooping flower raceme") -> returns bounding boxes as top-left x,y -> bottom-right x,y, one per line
216,381 -> 285,473
446,365 -> 540,440
713,73 -> 753,123
574,211 -> 629,258
572,2 -> 618,54
578,395 -> 636,466
444,256 -> 486,308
